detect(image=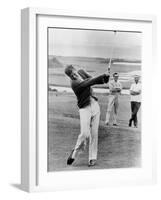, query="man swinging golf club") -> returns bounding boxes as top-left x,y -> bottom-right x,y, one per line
64,65 -> 110,167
